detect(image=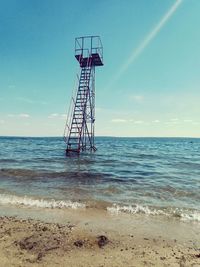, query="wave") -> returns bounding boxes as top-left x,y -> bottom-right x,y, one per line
0,194 -> 85,209
107,204 -> 200,222
179,211 -> 200,222
107,204 -> 167,215
0,168 -> 109,181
